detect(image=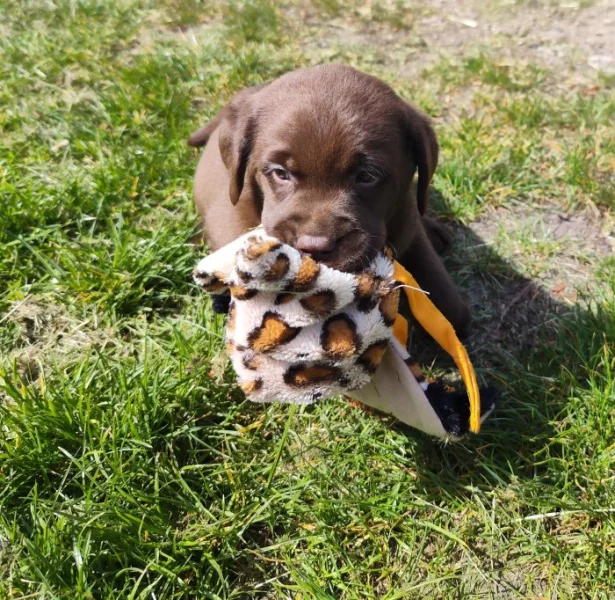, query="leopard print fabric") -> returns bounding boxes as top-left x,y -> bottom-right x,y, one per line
193,228 -> 400,405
